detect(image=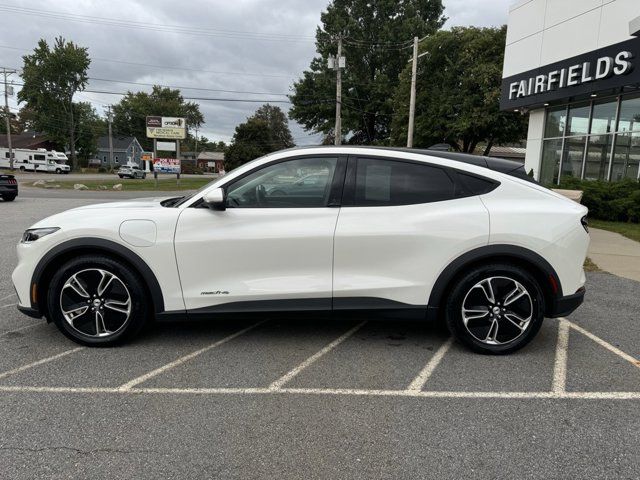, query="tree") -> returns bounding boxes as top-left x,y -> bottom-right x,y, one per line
111,86 -> 204,151
253,104 -> 295,149
390,26 -> 528,153
225,104 -> 295,170
18,37 -> 90,168
74,102 -> 107,163
289,0 -> 445,144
